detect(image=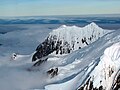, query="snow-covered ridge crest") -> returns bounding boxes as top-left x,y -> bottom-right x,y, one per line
32,22 -> 111,61
48,22 -> 106,50
77,42 -> 120,90
89,42 -> 120,90
49,22 -> 103,38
